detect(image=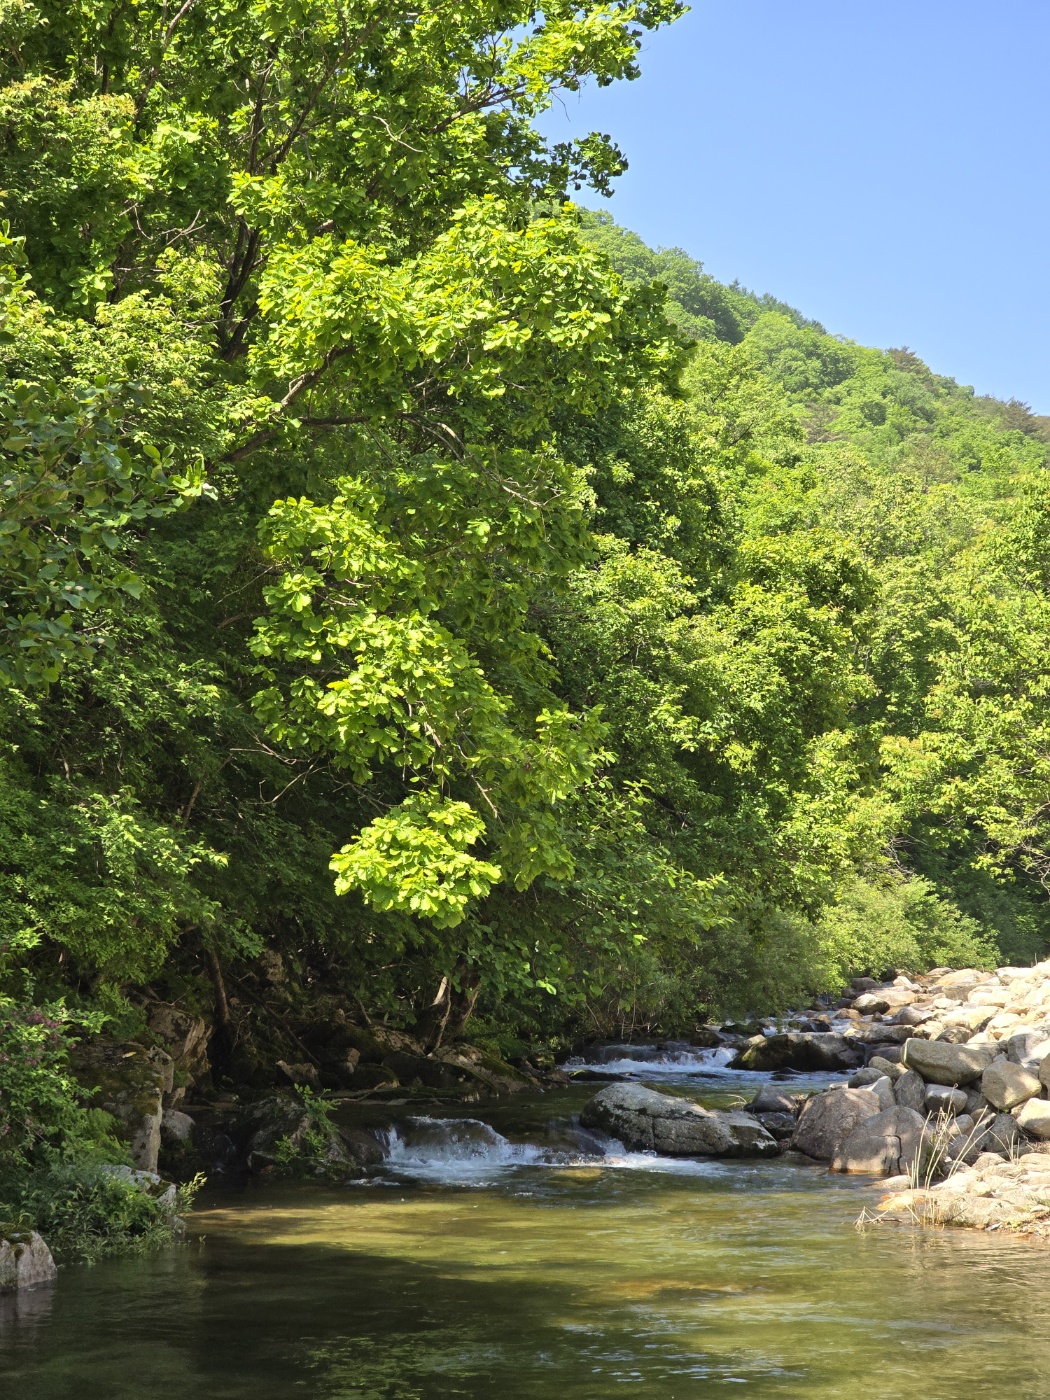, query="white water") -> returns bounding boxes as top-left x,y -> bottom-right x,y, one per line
378,1115 -> 726,1184
565,1043 -> 740,1078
